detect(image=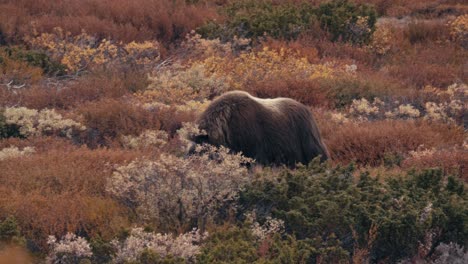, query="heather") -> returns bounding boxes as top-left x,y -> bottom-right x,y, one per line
0,0 -> 467,263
